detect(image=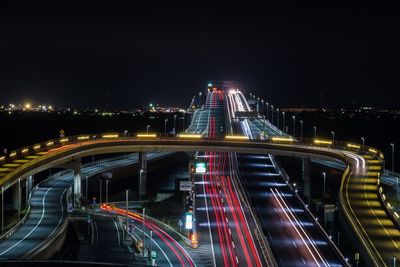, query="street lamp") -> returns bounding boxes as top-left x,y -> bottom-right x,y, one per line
300,120 -> 303,138
261,99 -> 264,114
271,105 -> 274,125
277,108 -> 280,129
322,172 -> 326,198
292,116 -> 296,137
146,125 -> 150,134
282,112 -> 285,132
391,143 -> 395,172
164,118 -> 168,136
106,179 -> 109,203
313,126 -> 317,139
139,169 -> 144,203
173,115 -> 177,135
266,102 -> 269,120
125,189 -> 129,235
331,131 -> 335,144
361,137 -> 365,148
